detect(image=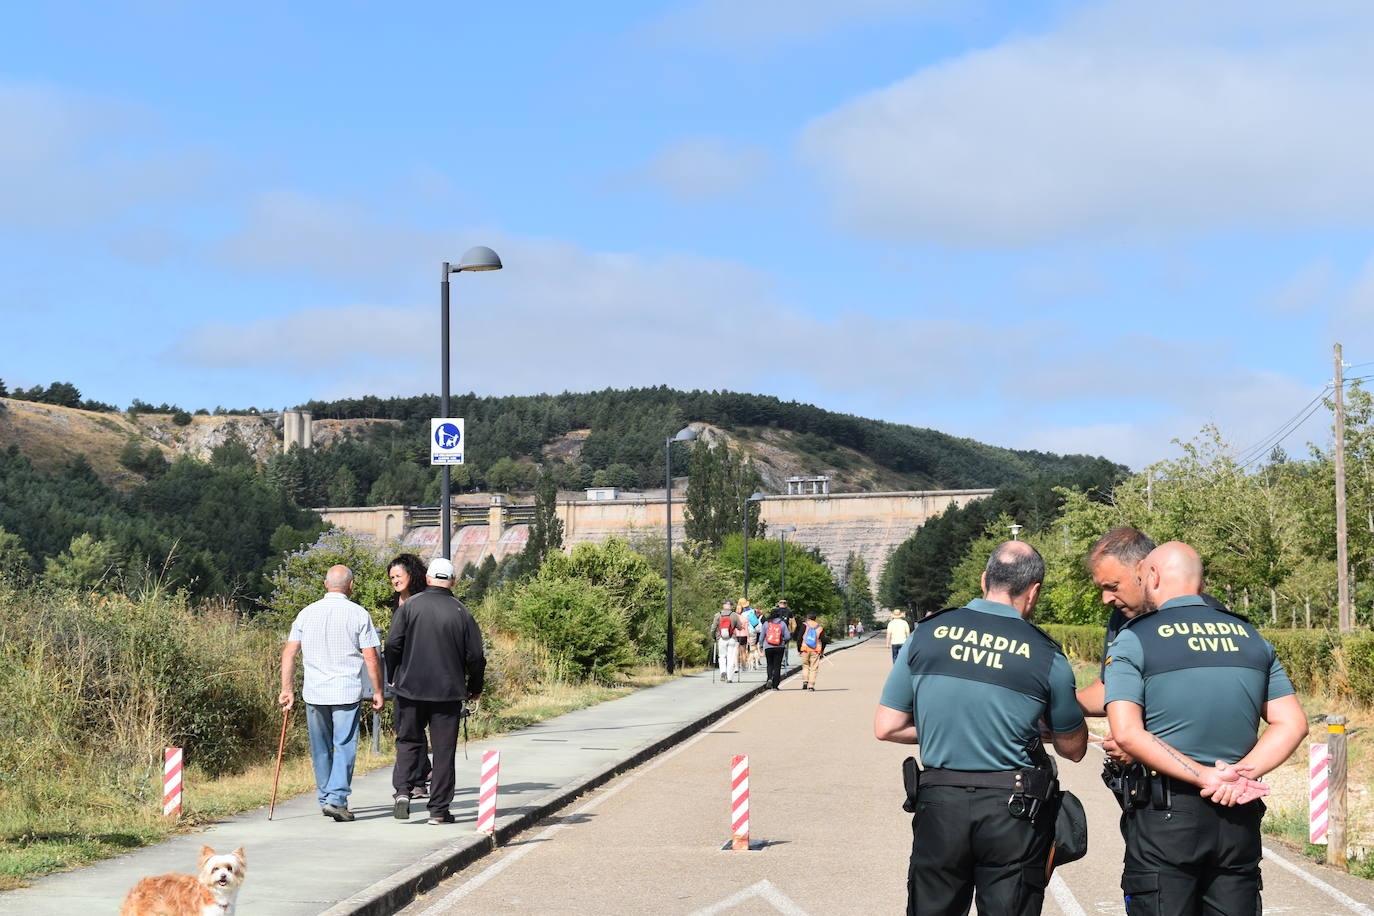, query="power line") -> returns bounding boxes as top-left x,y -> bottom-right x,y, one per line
1235,385 -> 1332,469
